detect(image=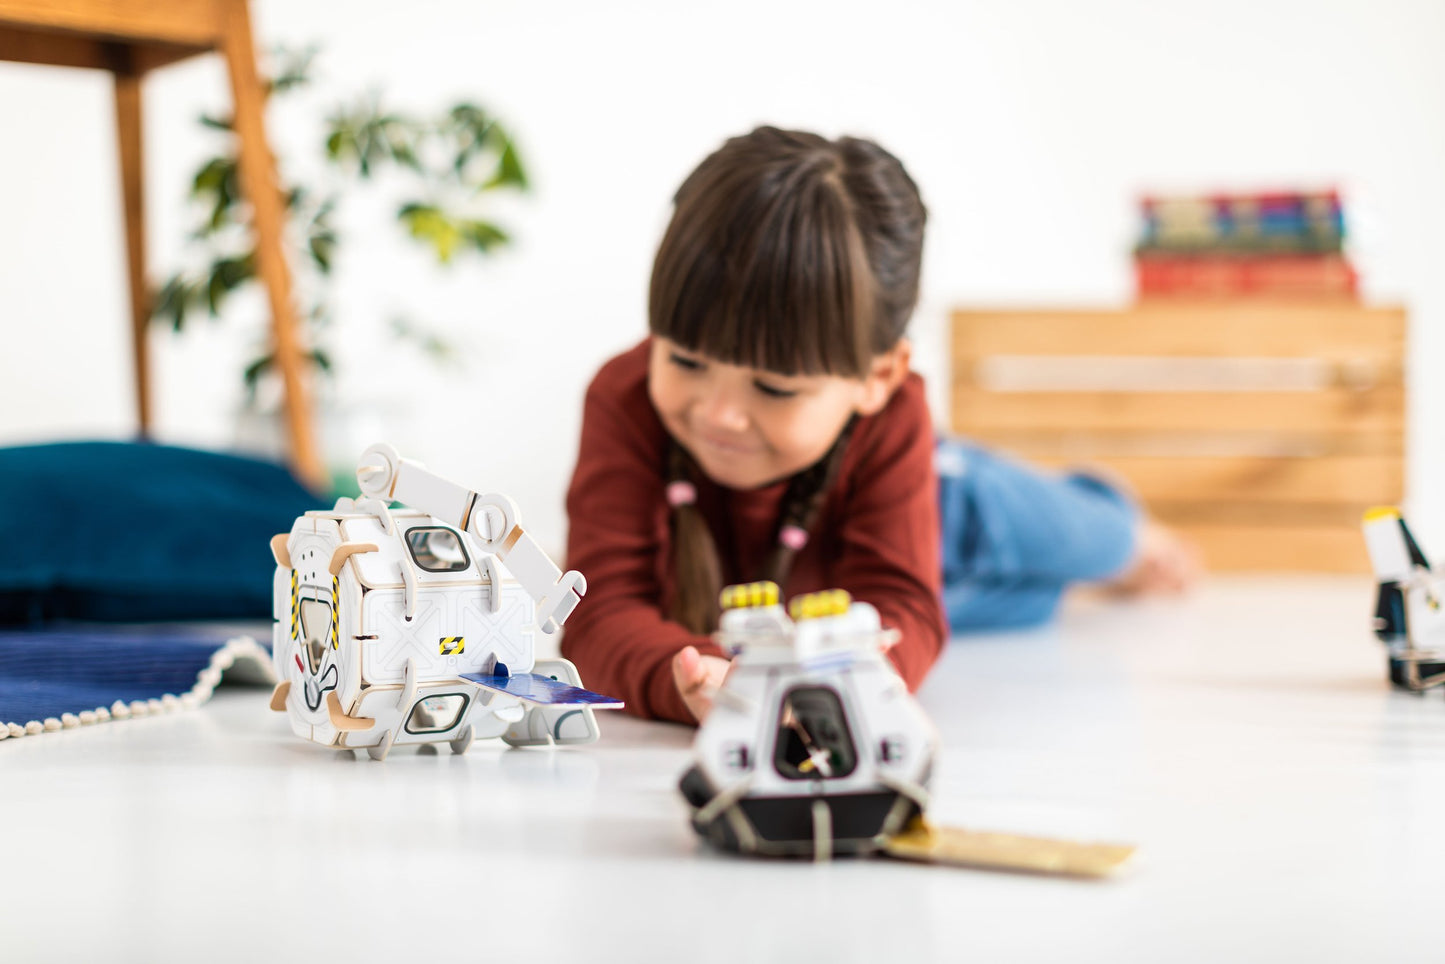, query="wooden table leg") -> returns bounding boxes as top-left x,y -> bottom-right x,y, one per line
114,64 -> 150,434
219,0 -> 327,491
